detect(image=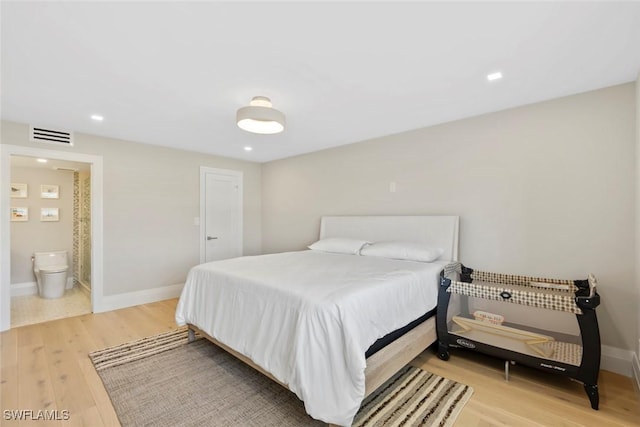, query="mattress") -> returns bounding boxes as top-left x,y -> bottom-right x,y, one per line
365,307 -> 437,358
175,250 -> 446,426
